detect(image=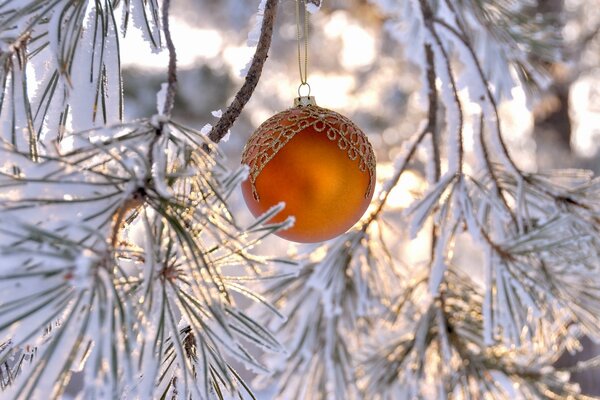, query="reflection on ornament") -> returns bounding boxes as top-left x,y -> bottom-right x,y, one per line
242,97 -> 376,243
